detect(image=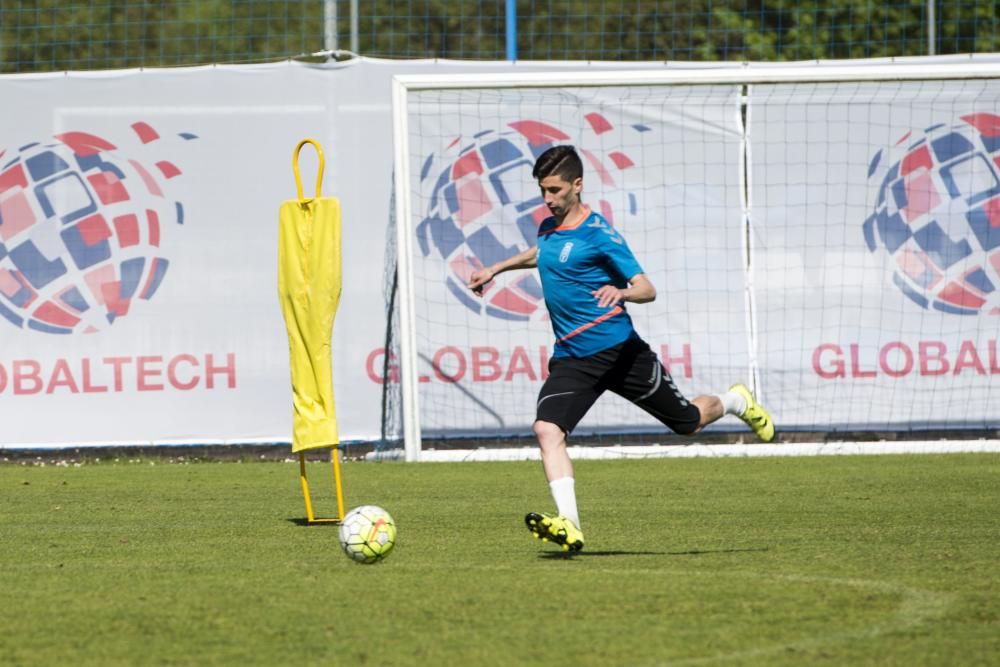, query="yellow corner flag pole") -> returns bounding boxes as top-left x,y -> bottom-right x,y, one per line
278,138 -> 346,523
